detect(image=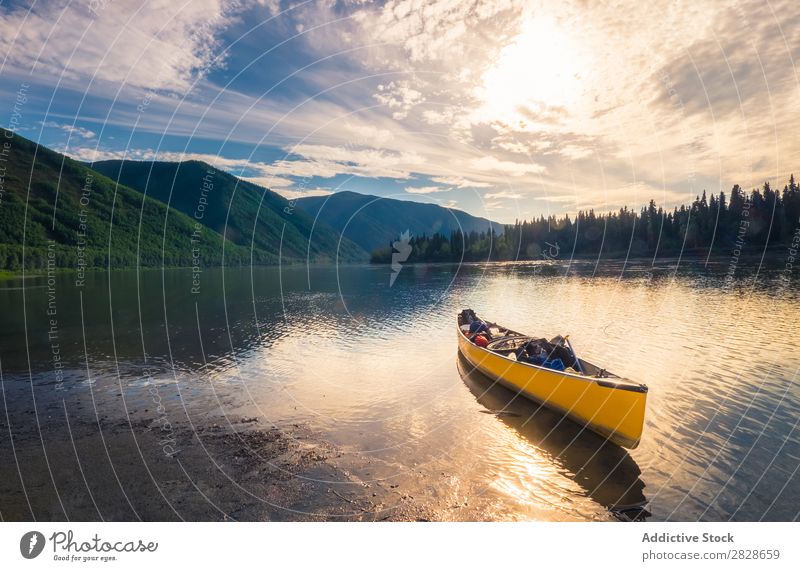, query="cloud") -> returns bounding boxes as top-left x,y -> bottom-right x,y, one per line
557,144 -> 594,161
648,0 -> 800,121
339,0 -> 800,215
421,108 -> 456,125
64,145 -> 299,191
342,122 -> 395,146
273,144 -> 426,180
15,0 -> 800,225
272,187 -> 333,200
494,140 -> 533,154
42,121 -> 96,139
532,194 -> 577,203
471,156 -> 546,176
241,176 -> 296,189
66,146 -> 249,169
404,185 -> 448,194
484,200 -> 508,211
430,175 -> 492,188
355,0 -> 522,65
0,0 -> 241,92
530,182 -> 688,212
373,81 -> 424,120
485,190 -> 523,199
